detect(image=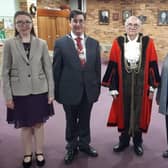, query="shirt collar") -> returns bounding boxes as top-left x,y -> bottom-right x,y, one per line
71,31 -> 84,40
